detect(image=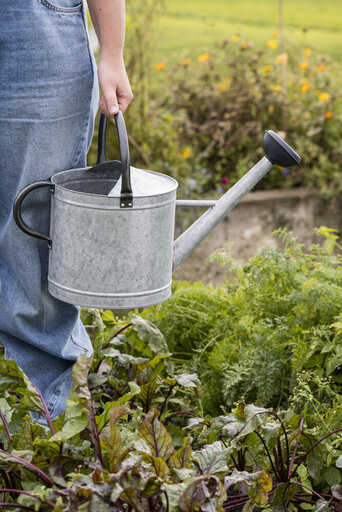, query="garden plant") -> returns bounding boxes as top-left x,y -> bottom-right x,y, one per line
0,229 -> 341,511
